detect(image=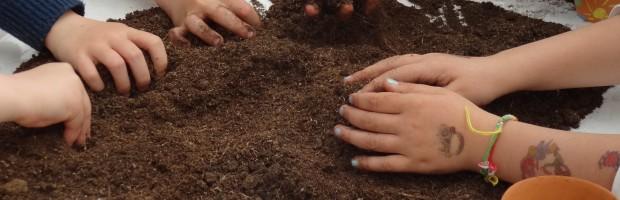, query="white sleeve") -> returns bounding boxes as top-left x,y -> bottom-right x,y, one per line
610,5 -> 620,17
612,168 -> 620,197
